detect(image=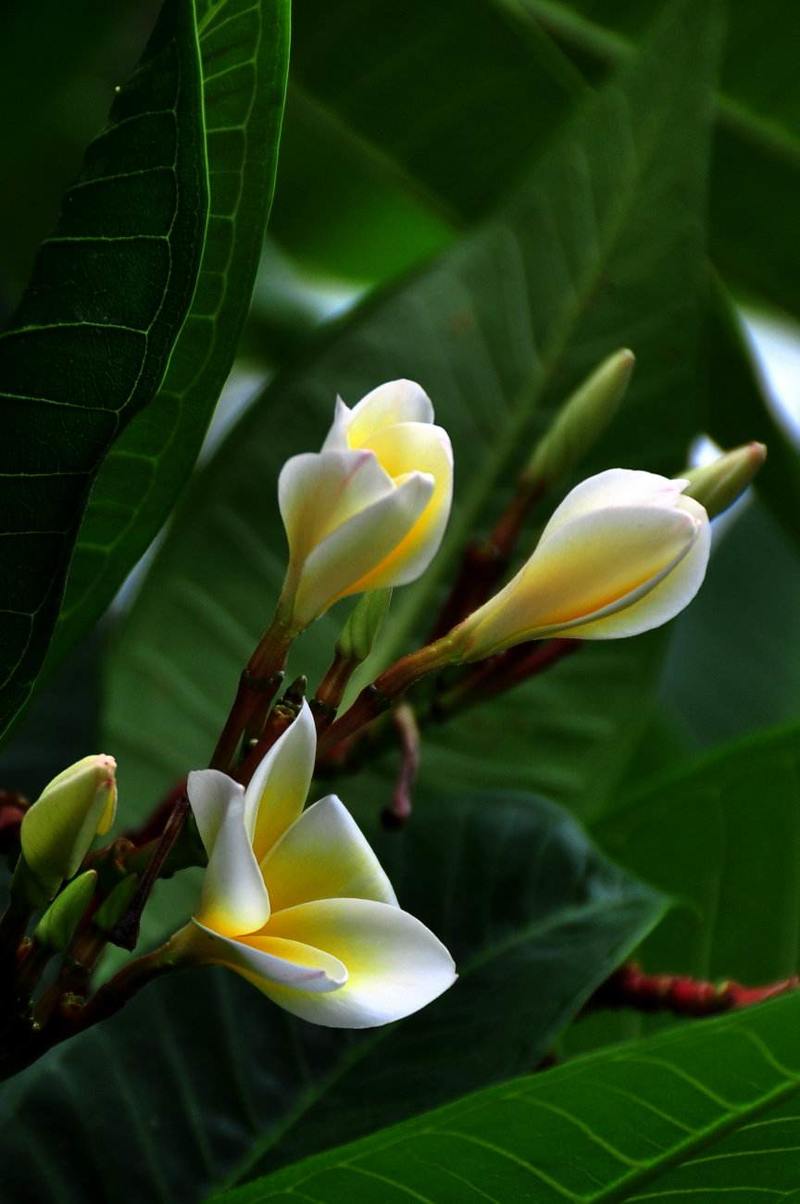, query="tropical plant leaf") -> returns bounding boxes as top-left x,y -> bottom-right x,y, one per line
0,0 -> 207,740
104,0 -> 721,837
212,993 -> 800,1202
568,720 -> 800,1057
0,792 -> 665,1202
48,0 -> 291,672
